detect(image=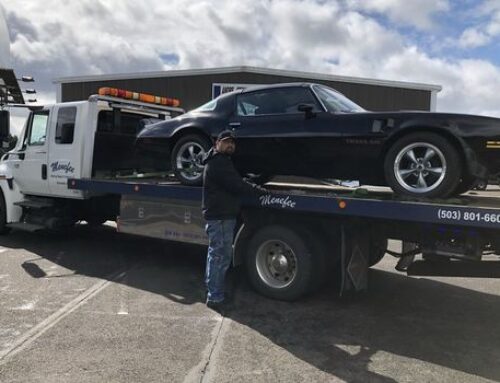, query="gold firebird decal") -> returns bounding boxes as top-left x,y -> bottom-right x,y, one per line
486,141 -> 500,148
